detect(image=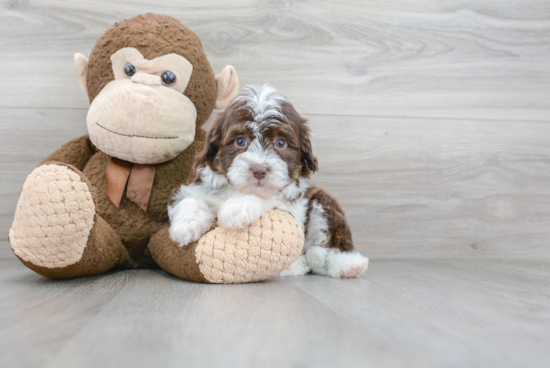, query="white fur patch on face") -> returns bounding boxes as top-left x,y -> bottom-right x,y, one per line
235,84 -> 285,127
227,138 -> 290,198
